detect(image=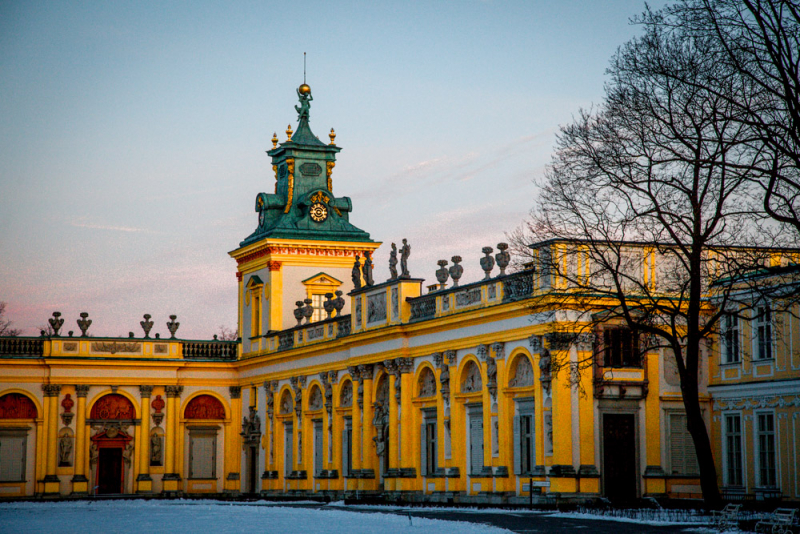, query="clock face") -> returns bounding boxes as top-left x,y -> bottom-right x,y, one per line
258,209 -> 265,227
309,202 -> 328,222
